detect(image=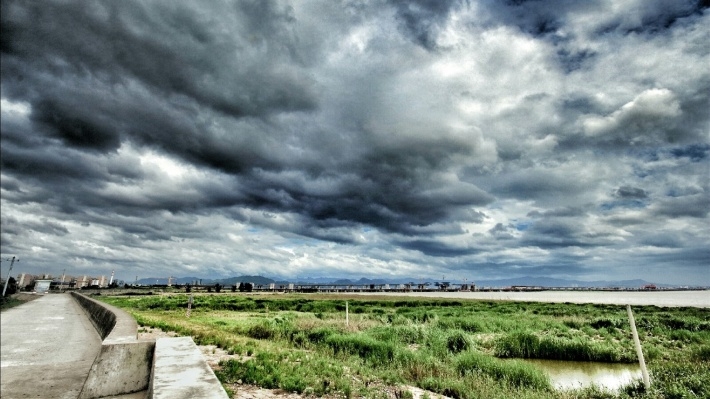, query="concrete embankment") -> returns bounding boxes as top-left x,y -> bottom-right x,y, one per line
149,337 -> 230,399
71,292 -> 229,399
71,292 -> 154,398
